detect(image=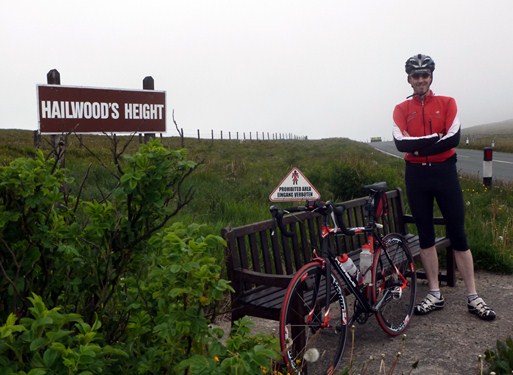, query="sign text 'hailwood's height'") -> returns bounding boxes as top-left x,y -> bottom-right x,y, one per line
37,85 -> 166,133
